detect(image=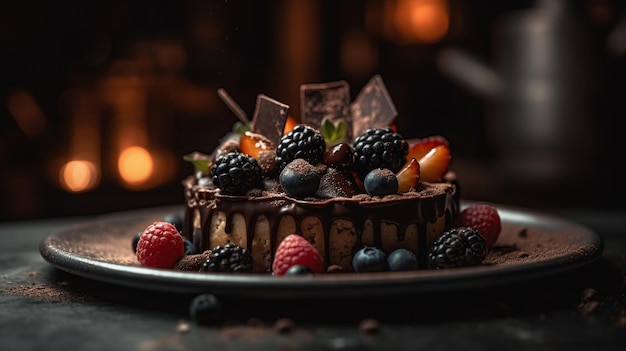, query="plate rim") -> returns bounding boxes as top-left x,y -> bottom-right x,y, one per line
39,202 -> 604,299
